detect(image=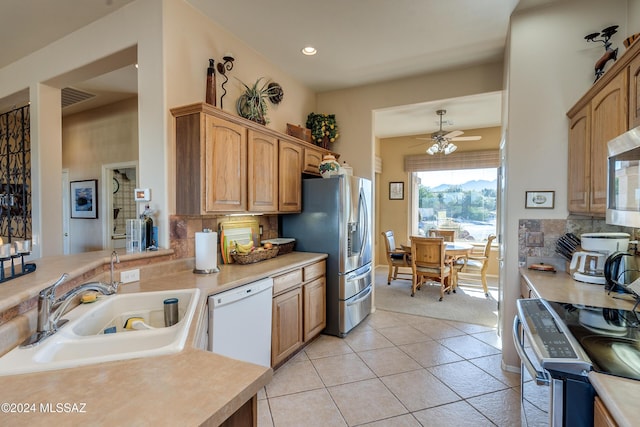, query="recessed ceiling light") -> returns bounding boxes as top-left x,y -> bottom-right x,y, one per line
301,46 -> 317,56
